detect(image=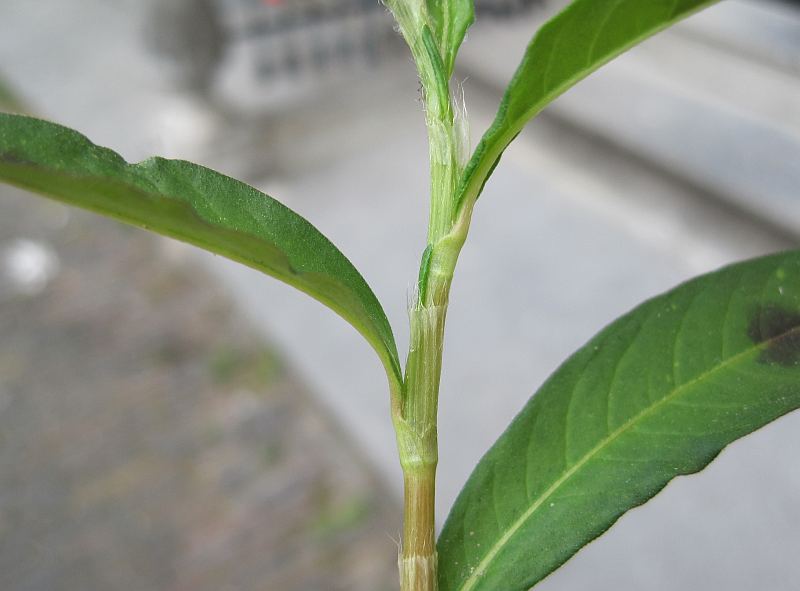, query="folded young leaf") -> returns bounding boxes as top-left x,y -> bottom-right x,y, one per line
439,251 -> 800,591
456,0 -> 720,215
0,114 -> 402,390
426,0 -> 475,77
